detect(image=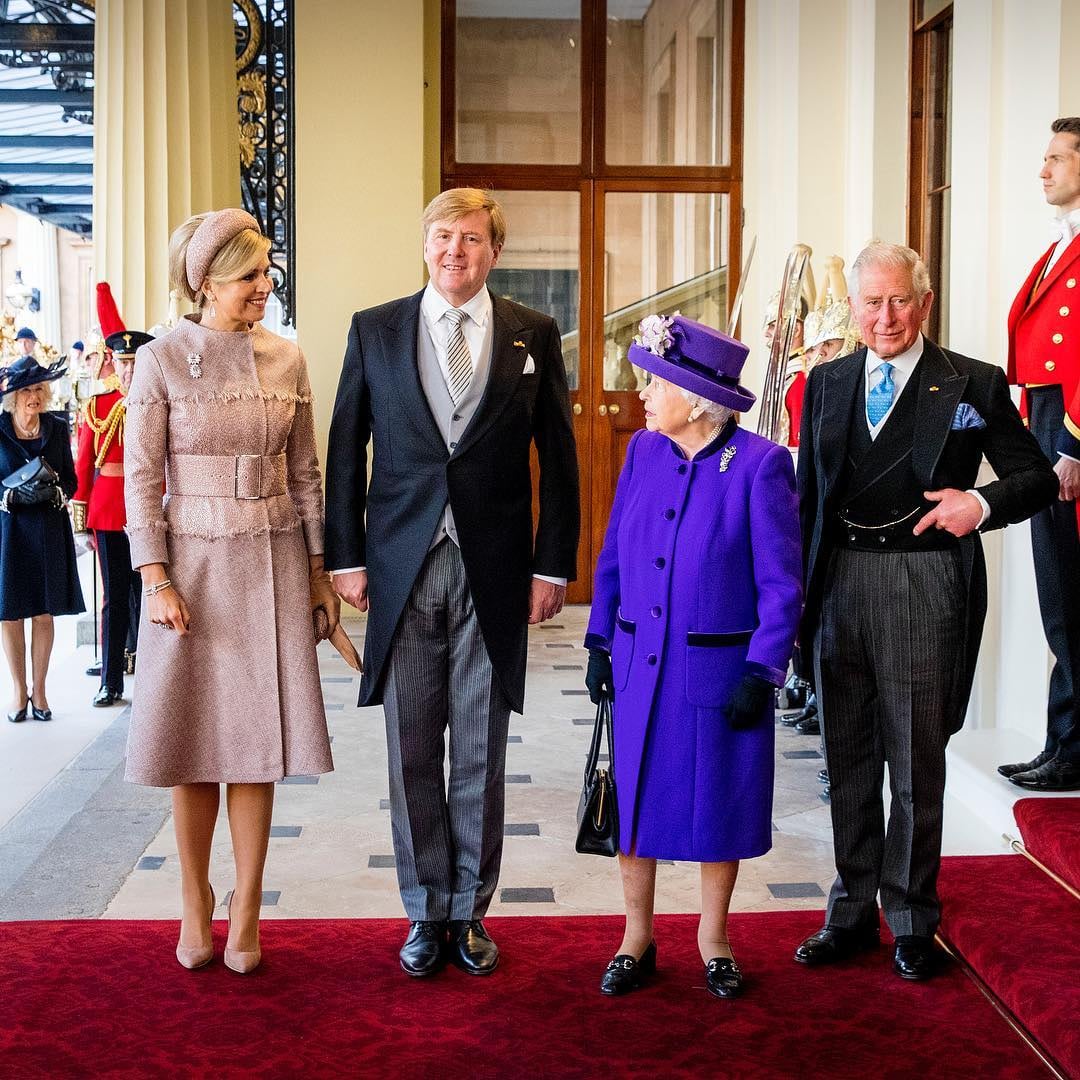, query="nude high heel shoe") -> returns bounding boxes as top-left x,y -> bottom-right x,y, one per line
224,892 -> 262,974
175,886 -> 216,970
